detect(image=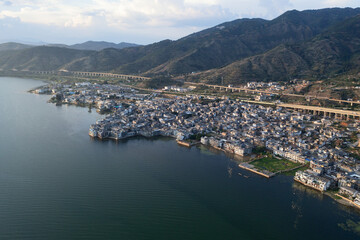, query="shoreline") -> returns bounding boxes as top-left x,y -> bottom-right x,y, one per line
238,162 -> 276,178
94,129 -> 360,212
90,132 -> 254,160
335,194 -> 360,209
28,81 -> 360,214
294,178 -> 324,192
91,132 -> 297,179
176,140 -> 200,147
